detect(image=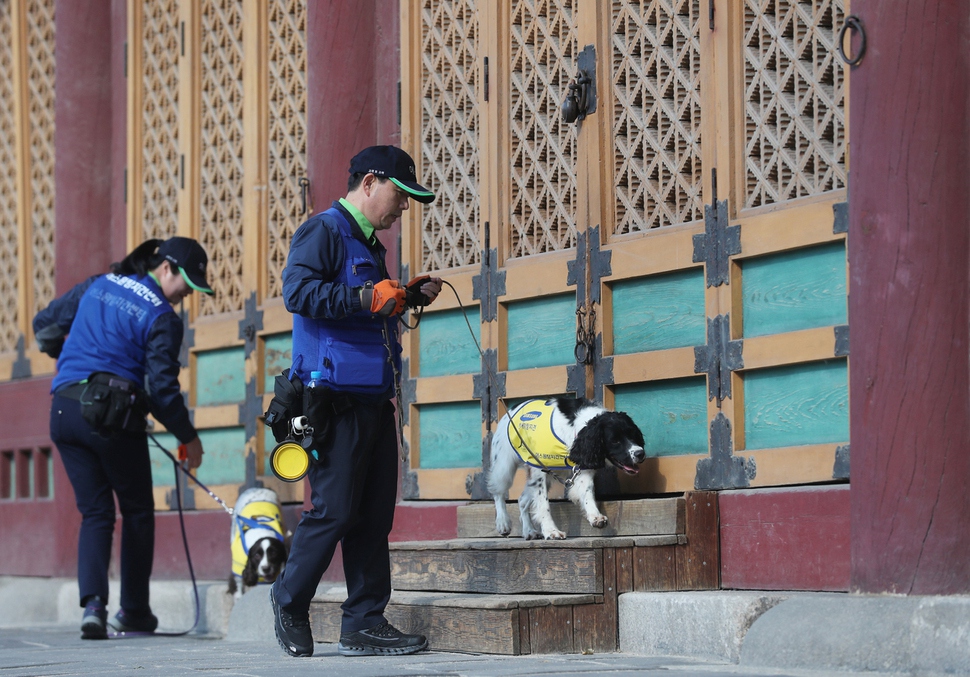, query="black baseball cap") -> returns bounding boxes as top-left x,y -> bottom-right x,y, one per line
157,237 -> 214,295
348,145 -> 436,204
